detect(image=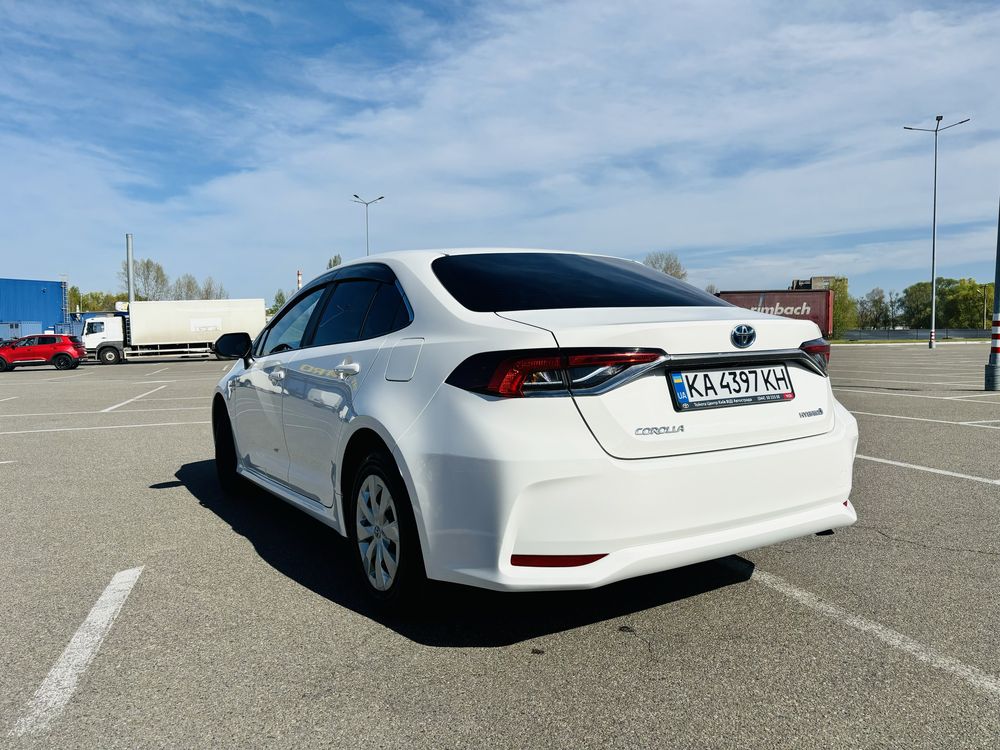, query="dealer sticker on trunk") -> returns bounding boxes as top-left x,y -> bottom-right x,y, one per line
669,365 -> 795,411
